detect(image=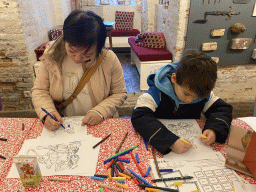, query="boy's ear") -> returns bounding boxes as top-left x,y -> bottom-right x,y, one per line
171,73 -> 177,83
